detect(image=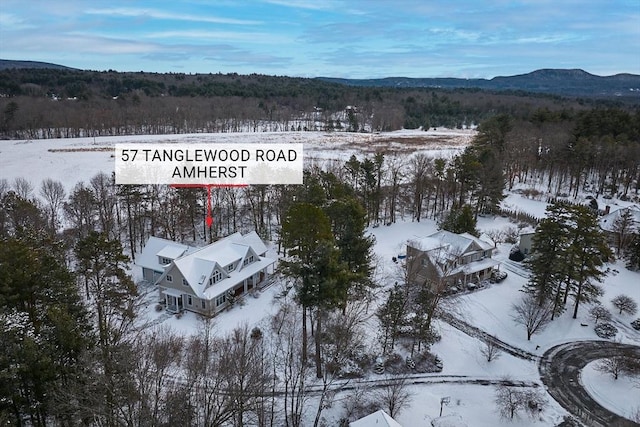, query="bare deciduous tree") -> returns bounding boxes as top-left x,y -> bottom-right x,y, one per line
494,379 -> 546,420
340,386 -> 377,424
588,304 -> 612,325
596,355 -> 628,380
512,294 -> 554,340
0,178 -> 8,199
40,178 -> 66,230
494,382 -> 521,420
373,375 -> 413,419
480,340 -> 502,363
13,176 -> 33,199
270,301 -> 310,427
611,294 -> 638,316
